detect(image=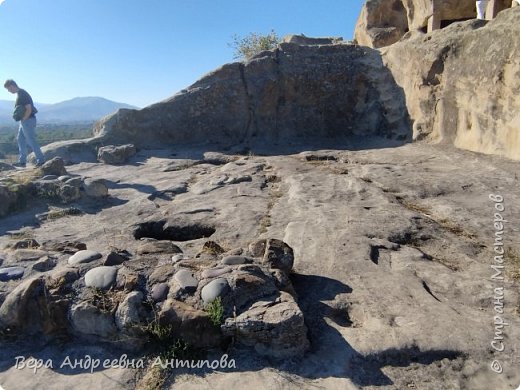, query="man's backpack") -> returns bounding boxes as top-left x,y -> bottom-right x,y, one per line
12,105 -> 26,121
